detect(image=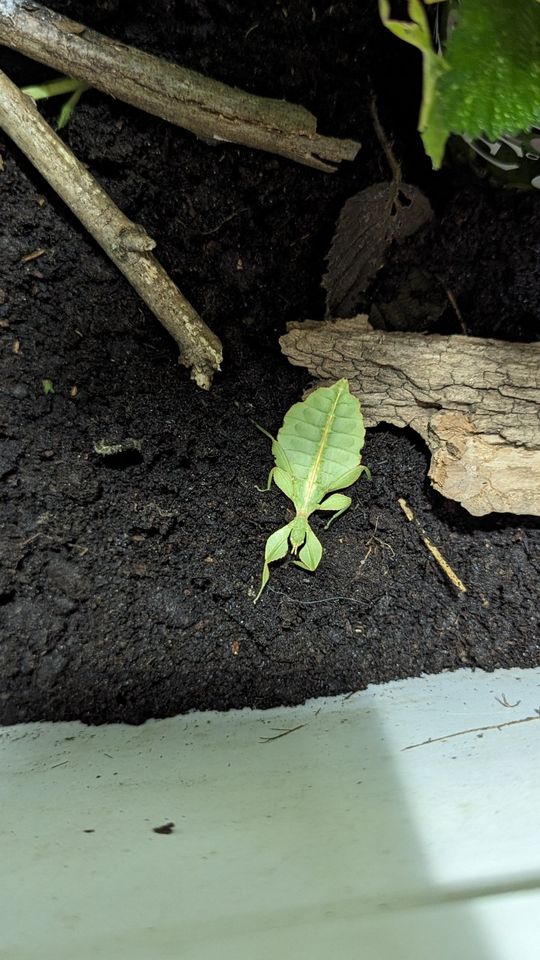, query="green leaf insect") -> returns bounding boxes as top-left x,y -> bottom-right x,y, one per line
254,379 -> 370,603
